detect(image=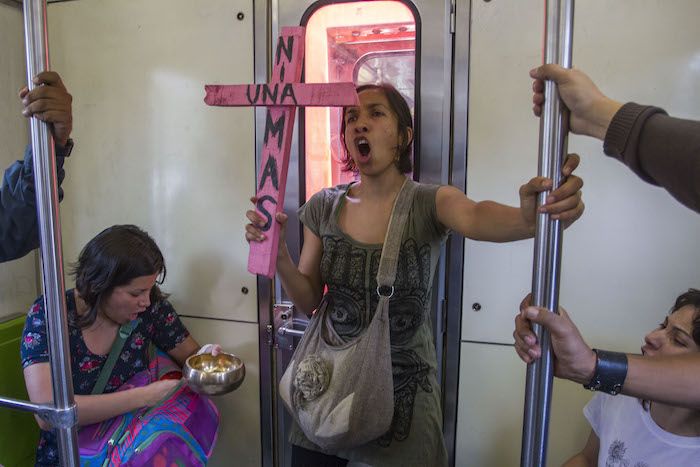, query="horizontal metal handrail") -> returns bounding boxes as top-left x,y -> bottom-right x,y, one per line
0,396 -> 77,428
